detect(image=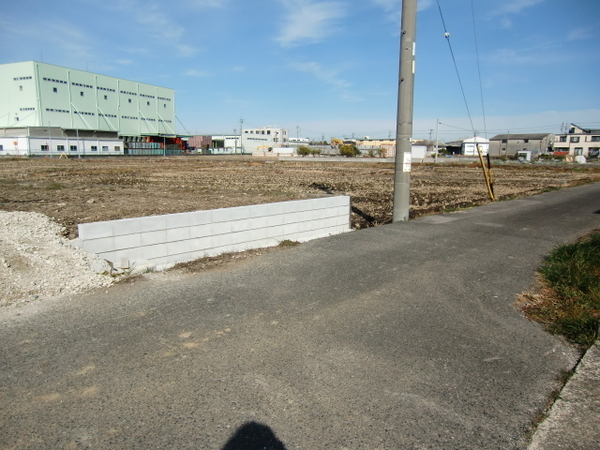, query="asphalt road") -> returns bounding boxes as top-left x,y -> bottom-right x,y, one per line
2,183 -> 599,449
